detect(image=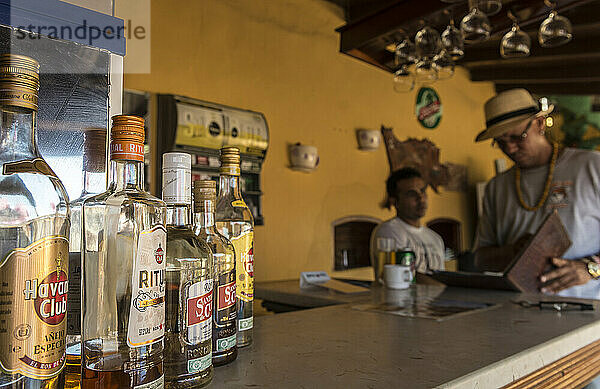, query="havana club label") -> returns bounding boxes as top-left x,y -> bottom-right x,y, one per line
0,236 -> 69,379
230,231 -> 254,303
186,279 -> 213,344
127,226 -> 167,348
